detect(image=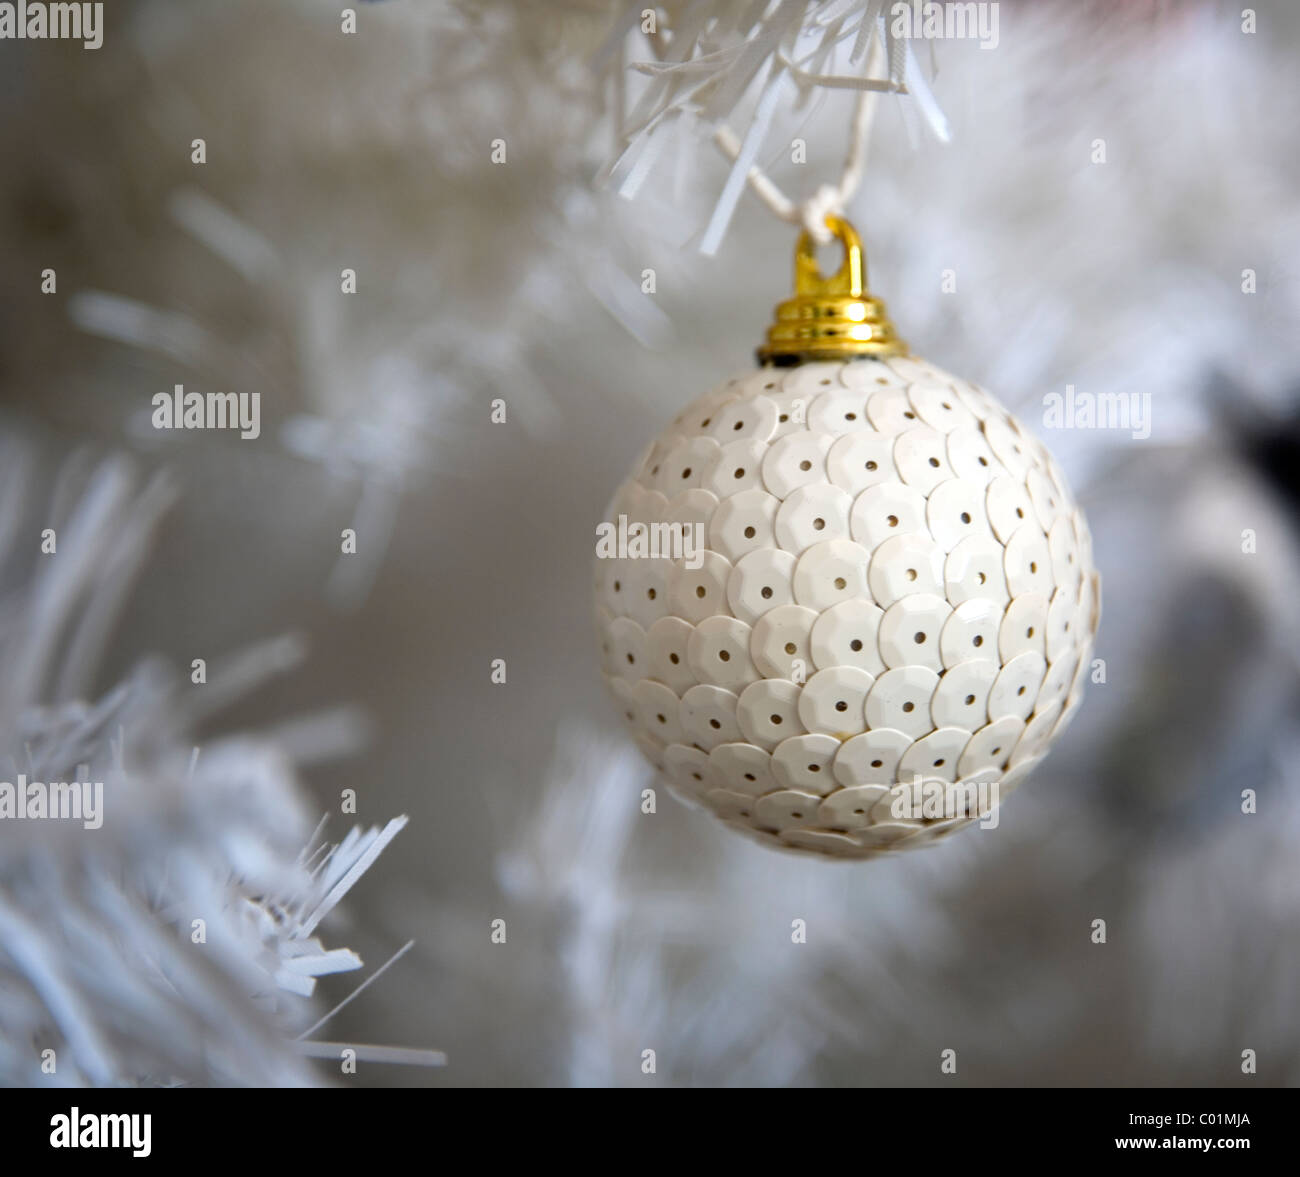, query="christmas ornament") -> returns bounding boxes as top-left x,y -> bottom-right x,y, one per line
595,218 -> 1100,858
